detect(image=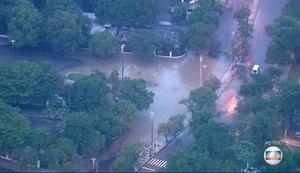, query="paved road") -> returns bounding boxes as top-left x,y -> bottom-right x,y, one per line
250,0 -> 287,71
138,128 -> 194,172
